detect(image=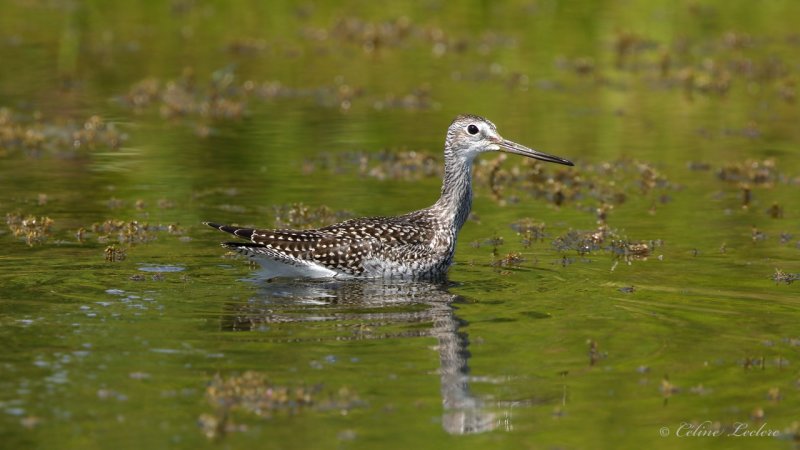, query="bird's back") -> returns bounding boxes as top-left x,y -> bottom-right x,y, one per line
208,208 -> 455,279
